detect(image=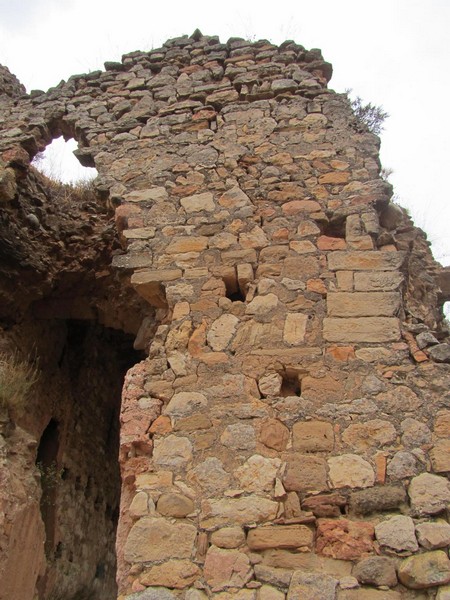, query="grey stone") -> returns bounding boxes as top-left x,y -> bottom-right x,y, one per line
416,331 -> 439,349
409,473 -> 450,516
401,418 -> 431,447
350,485 -> 406,515
387,451 -> 419,479
353,556 -> 398,587
375,515 -> 419,553
125,589 -> 176,600
416,521 -> 450,550
287,571 -> 337,600
429,344 -> 450,363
